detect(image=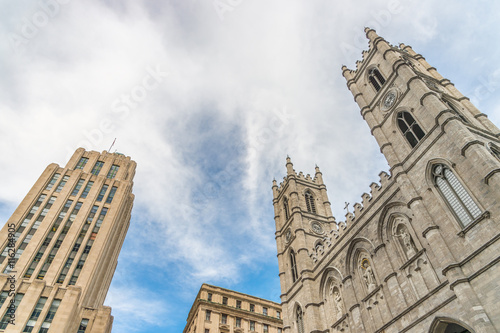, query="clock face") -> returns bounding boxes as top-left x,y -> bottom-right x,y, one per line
285,229 -> 292,242
383,91 -> 397,109
311,221 -> 324,234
